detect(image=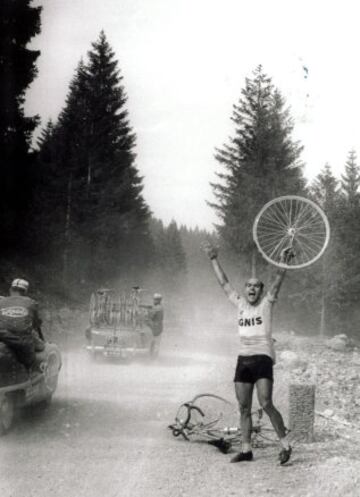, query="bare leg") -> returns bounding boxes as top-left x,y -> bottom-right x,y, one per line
234,381 -> 254,445
255,378 -> 287,439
